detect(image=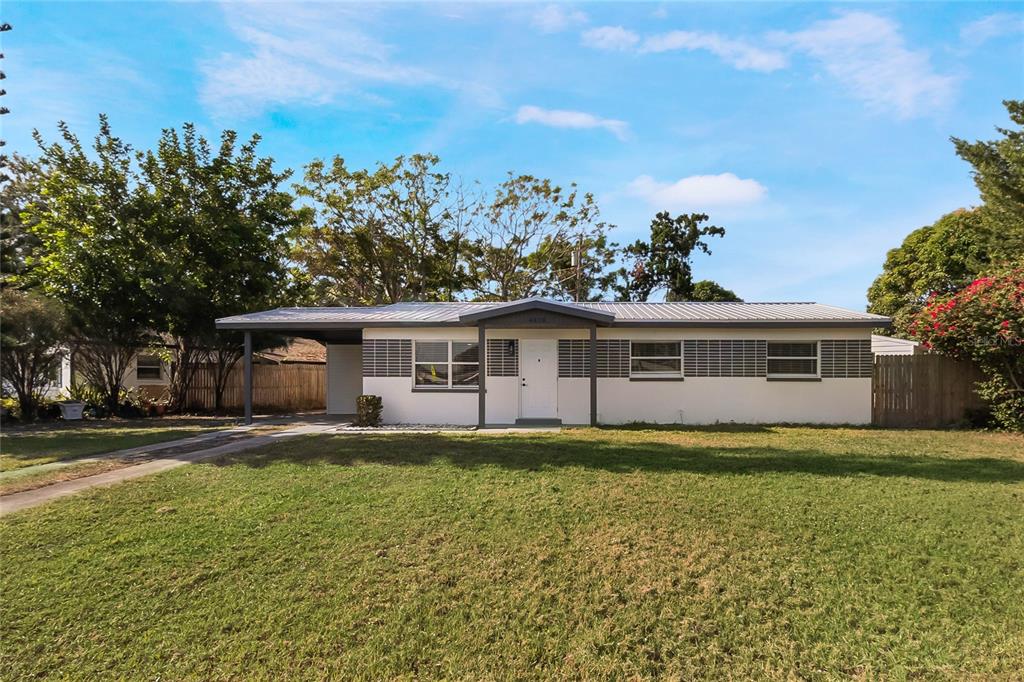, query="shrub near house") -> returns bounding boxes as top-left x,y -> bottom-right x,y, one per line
911,268 -> 1024,430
